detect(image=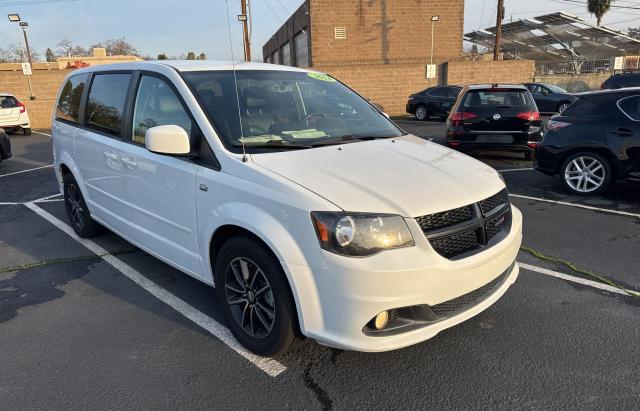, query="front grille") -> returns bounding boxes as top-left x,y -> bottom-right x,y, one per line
415,205 -> 475,232
431,265 -> 512,317
417,189 -> 511,259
